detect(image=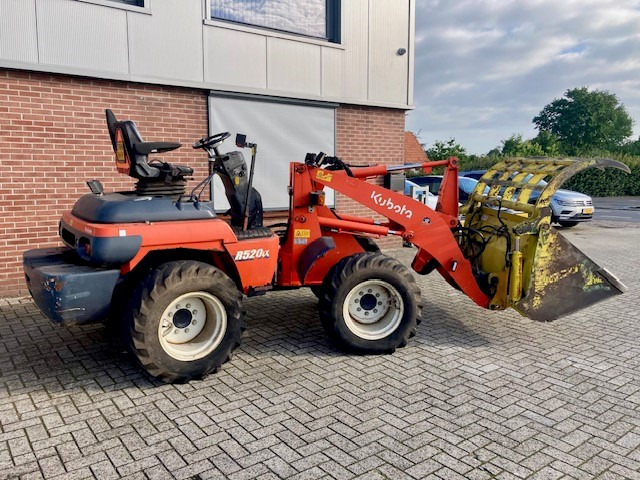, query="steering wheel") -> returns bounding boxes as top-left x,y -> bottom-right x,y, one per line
193,131 -> 231,149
